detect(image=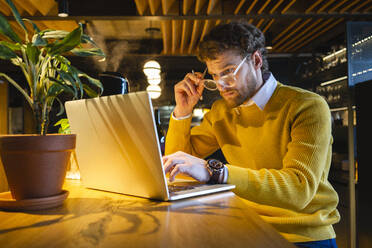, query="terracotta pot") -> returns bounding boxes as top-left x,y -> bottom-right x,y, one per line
0,134 -> 76,200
